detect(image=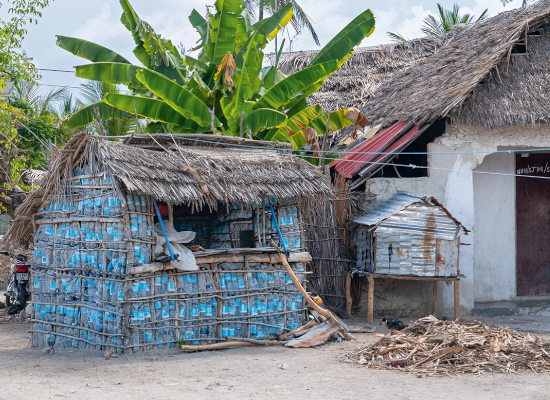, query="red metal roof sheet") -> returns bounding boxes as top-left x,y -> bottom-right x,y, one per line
357,124 -> 423,177
330,121 -> 414,178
